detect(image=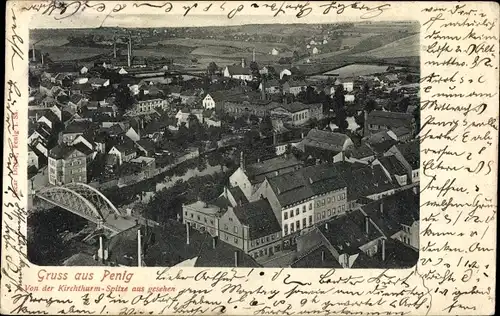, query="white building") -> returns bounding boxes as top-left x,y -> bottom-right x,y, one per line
271,48 -> 279,56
